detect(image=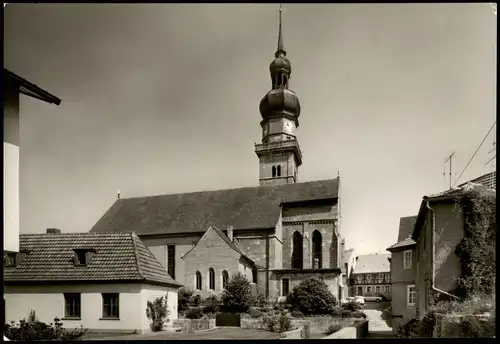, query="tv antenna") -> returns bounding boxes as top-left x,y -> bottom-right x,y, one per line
444,152 -> 455,190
